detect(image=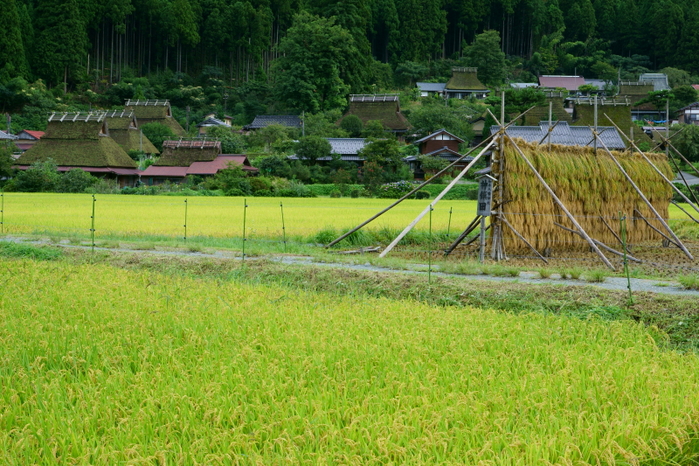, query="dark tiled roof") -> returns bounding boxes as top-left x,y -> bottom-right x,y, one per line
245,115 -> 302,130
350,94 -> 399,102
0,130 -> 16,140
490,121 -> 626,150
639,73 -> 670,91
678,102 -> 699,112
327,138 -> 368,155
197,117 -> 229,127
416,83 -> 446,92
